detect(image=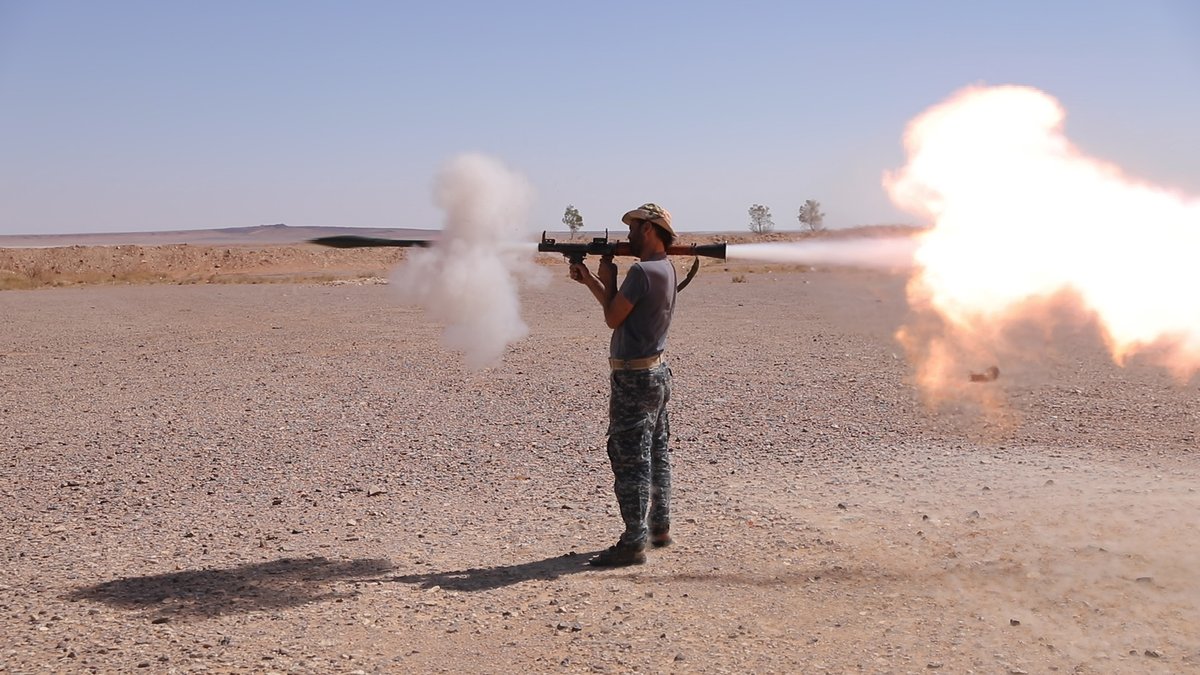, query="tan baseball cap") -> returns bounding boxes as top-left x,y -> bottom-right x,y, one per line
621,202 -> 675,236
